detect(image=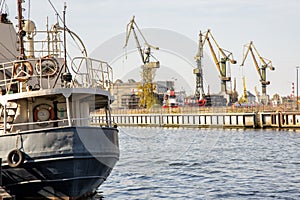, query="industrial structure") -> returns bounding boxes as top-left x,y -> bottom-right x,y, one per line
115,25 -> 279,109
202,29 -> 237,103
192,30 -> 237,106
241,41 -> 275,104
124,16 -> 160,109
193,31 -> 207,106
